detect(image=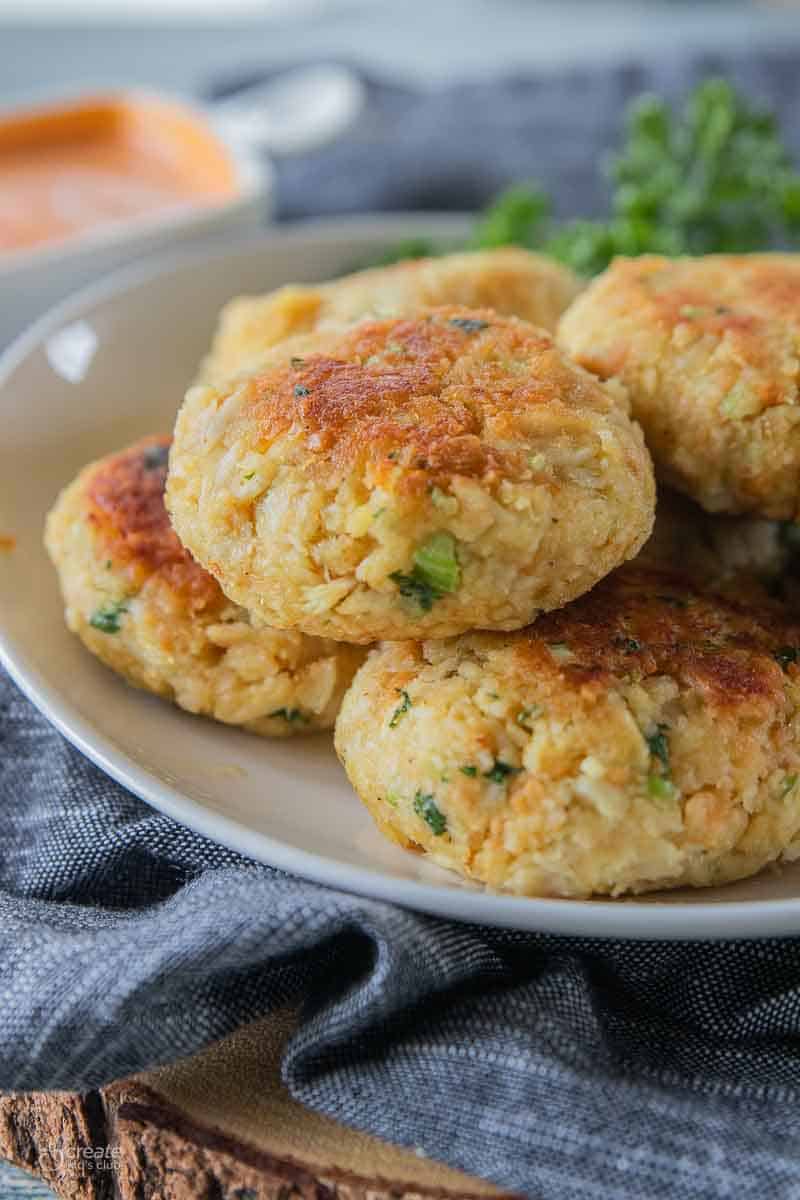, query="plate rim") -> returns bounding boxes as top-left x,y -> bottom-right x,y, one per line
3,214 -> 800,941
